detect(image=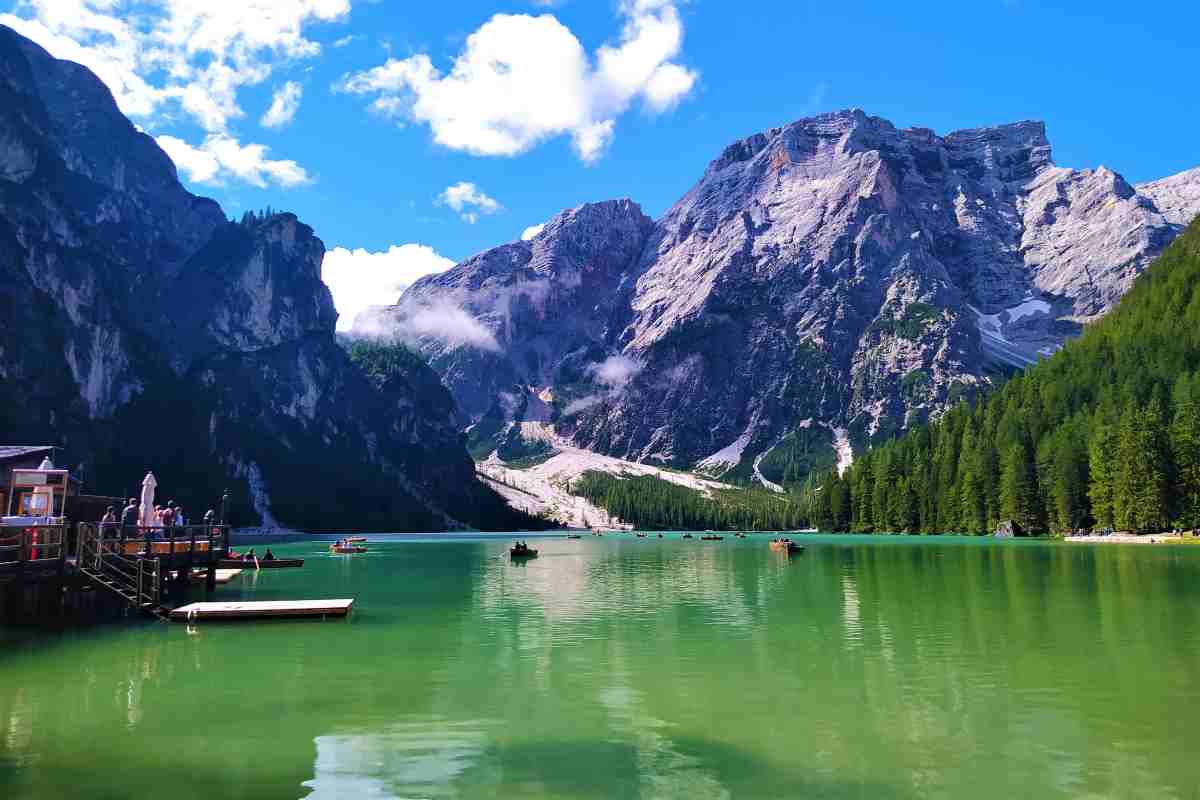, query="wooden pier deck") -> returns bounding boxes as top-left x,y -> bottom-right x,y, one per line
168,599 -> 354,621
